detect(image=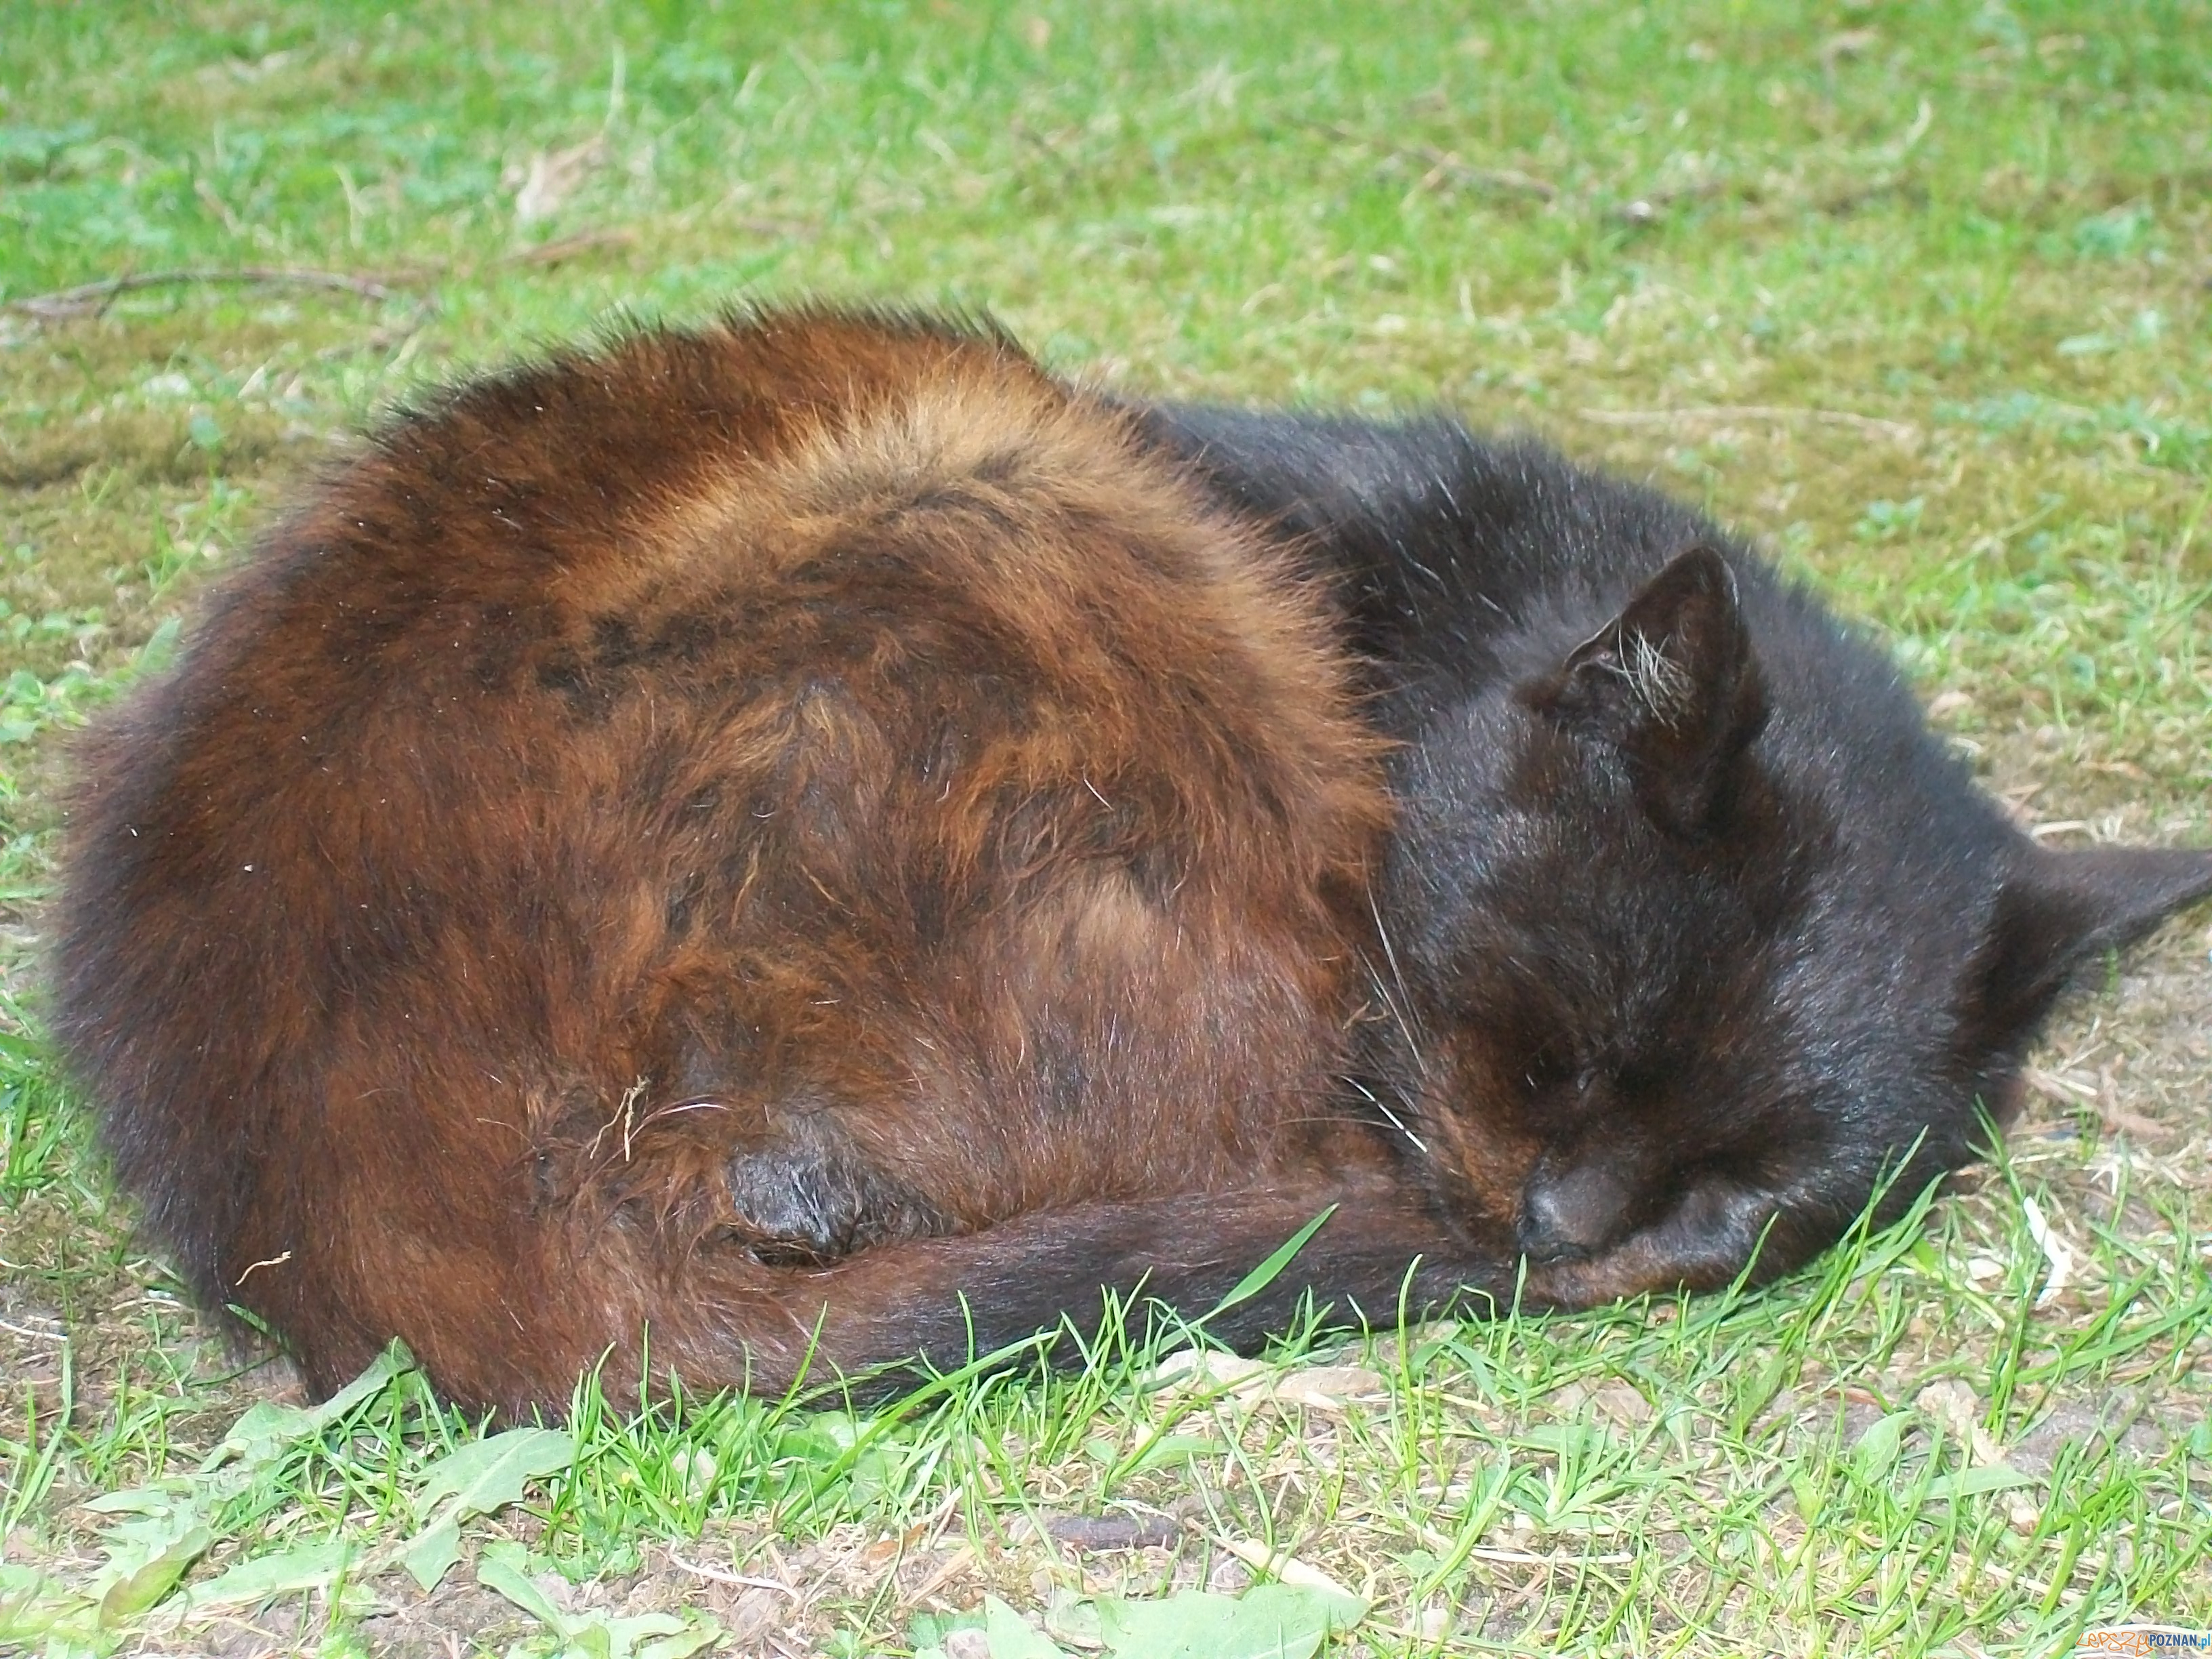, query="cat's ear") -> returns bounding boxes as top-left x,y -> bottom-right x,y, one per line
1963,844 -> 2212,1048
1525,546 -> 1767,834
